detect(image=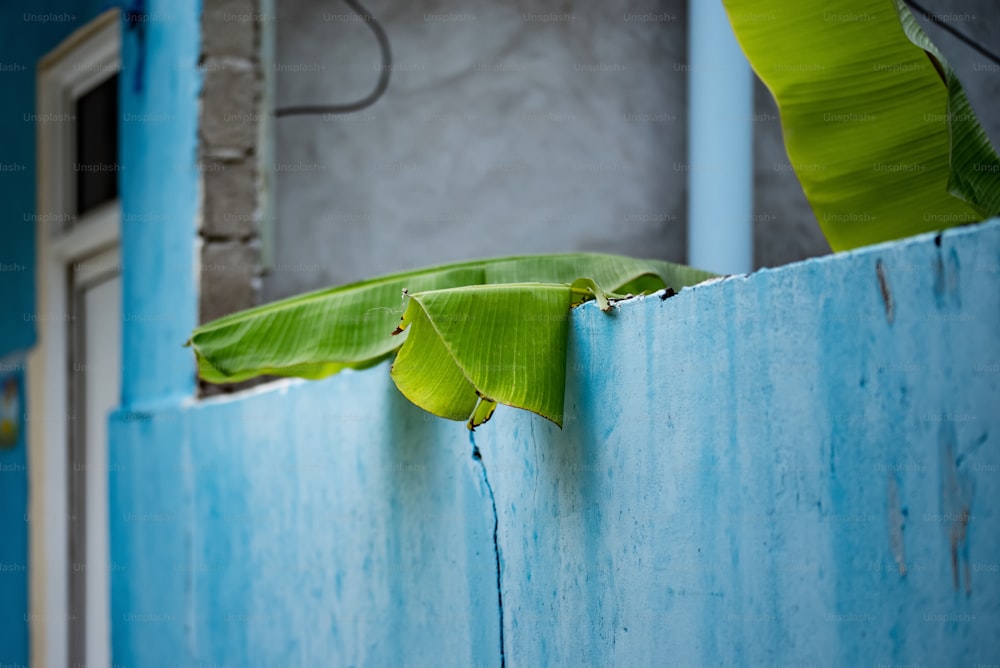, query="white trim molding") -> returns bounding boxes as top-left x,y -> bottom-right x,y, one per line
28,9 -> 121,668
